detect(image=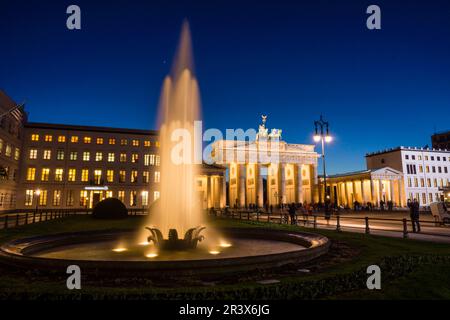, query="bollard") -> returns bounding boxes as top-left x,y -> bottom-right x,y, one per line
279,212 -> 283,224
32,212 -> 36,223
313,215 -> 317,229
39,212 -> 42,222
247,211 -> 250,220
336,215 -> 341,232
239,211 -> 242,220
365,217 -> 370,234
25,213 -> 28,225
15,214 -> 19,227
403,218 -> 408,239
256,211 -> 259,222
45,212 -> 48,221
267,210 -> 270,223
4,215 -> 8,229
